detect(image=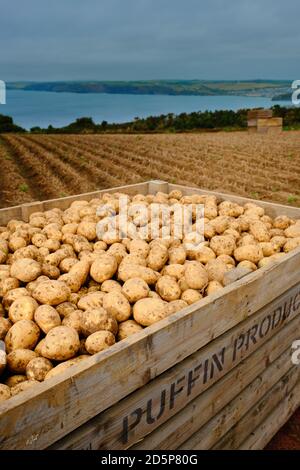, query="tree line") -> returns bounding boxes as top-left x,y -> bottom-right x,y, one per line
1,105 -> 300,134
